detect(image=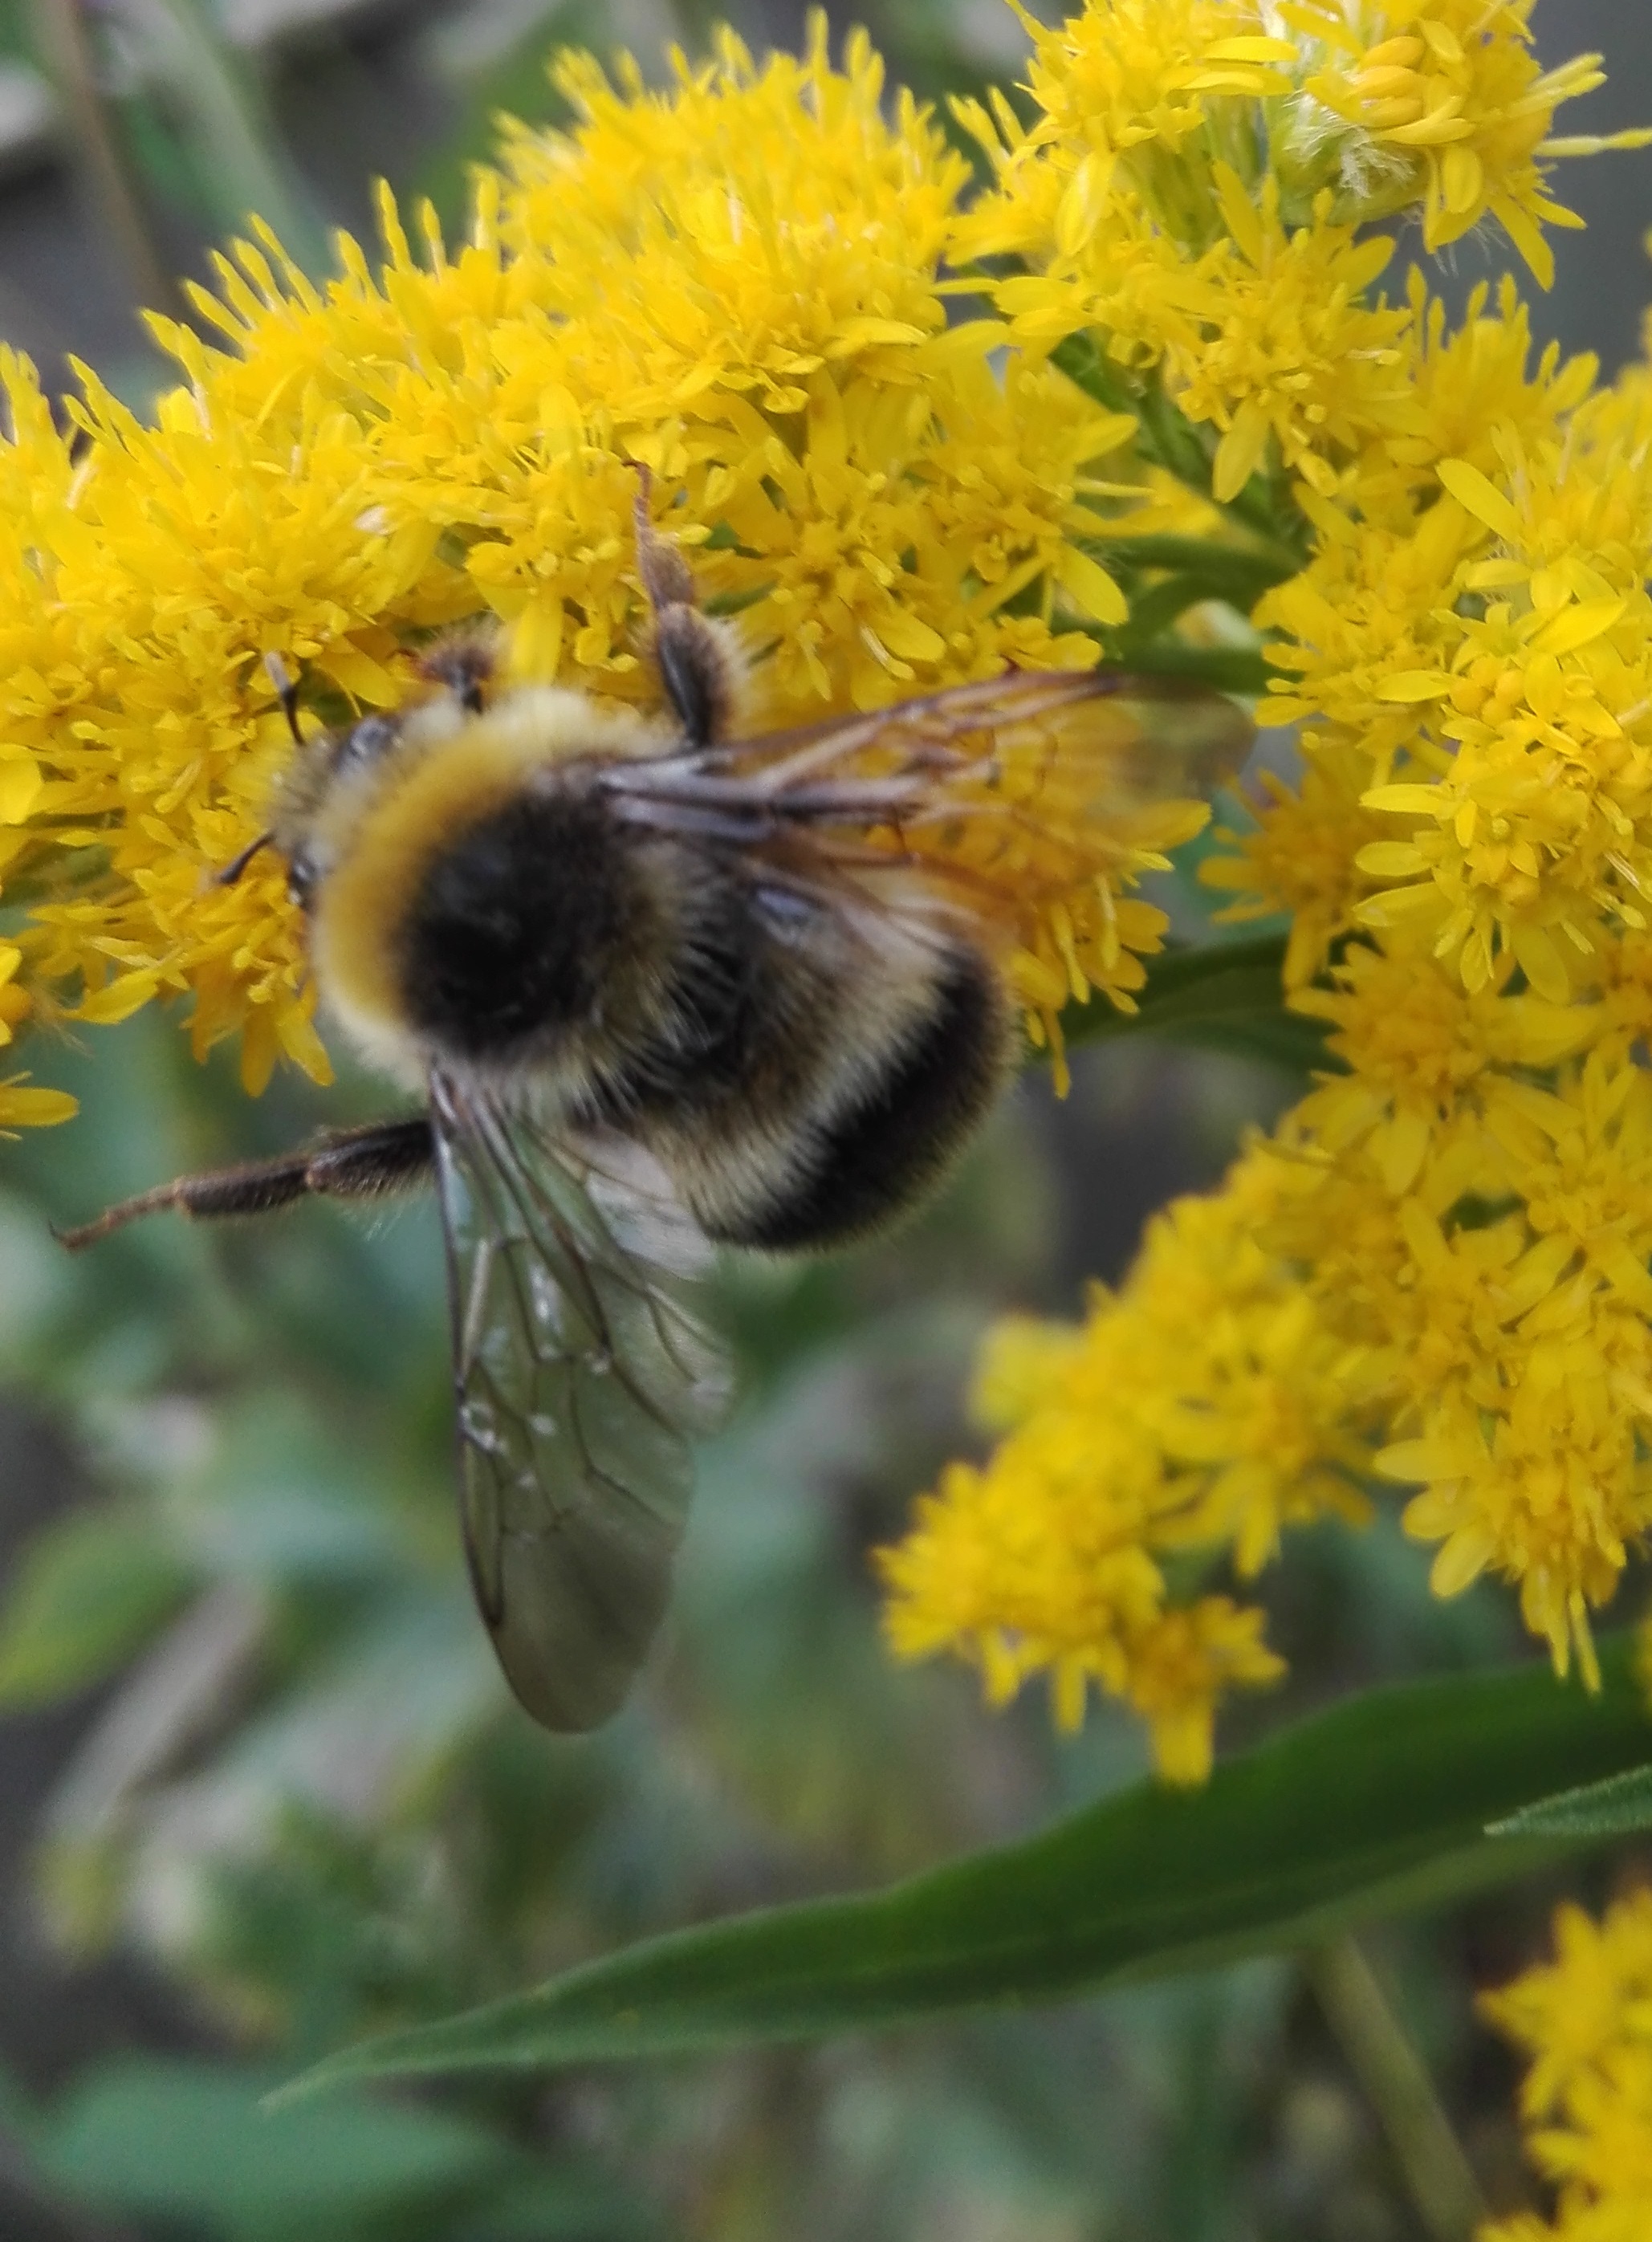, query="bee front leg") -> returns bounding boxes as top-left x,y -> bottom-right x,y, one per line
56,1117 -> 433,1251
633,467 -> 735,749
